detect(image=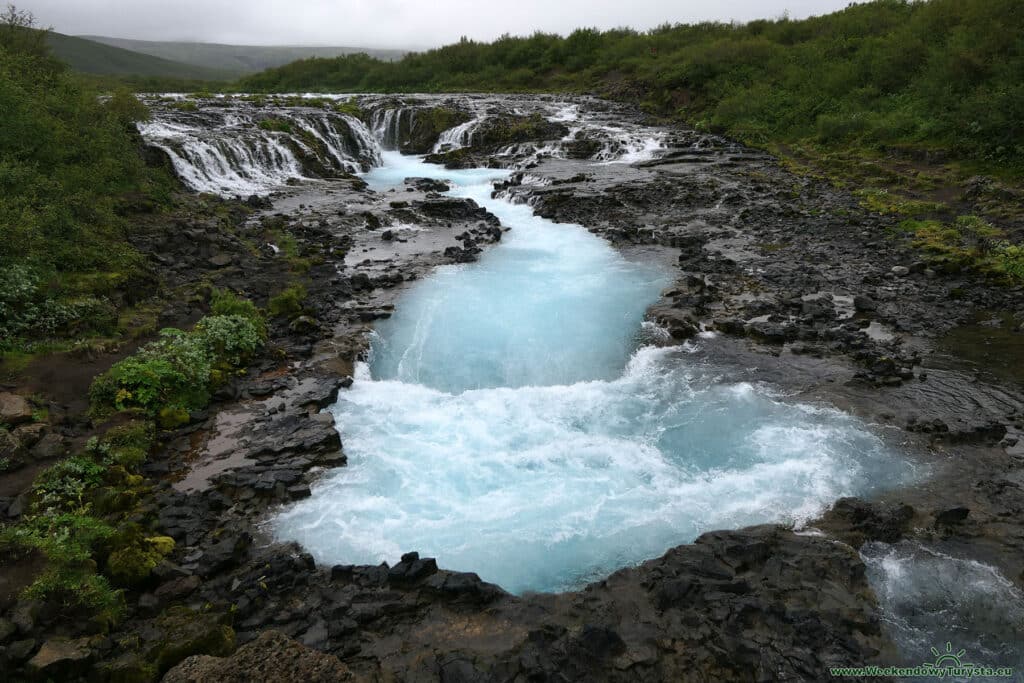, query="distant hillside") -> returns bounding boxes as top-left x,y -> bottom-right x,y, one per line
47,33 -> 232,79
80,36 -> 407,75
